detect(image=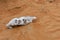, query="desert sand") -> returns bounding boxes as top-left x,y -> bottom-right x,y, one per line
0,0 -> 60,40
